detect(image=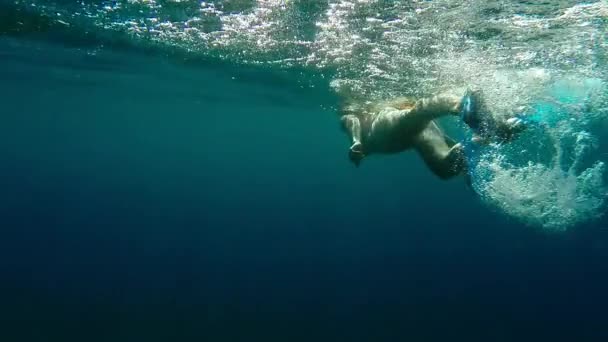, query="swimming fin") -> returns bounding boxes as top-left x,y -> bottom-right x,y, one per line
460,89 -> 483,131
